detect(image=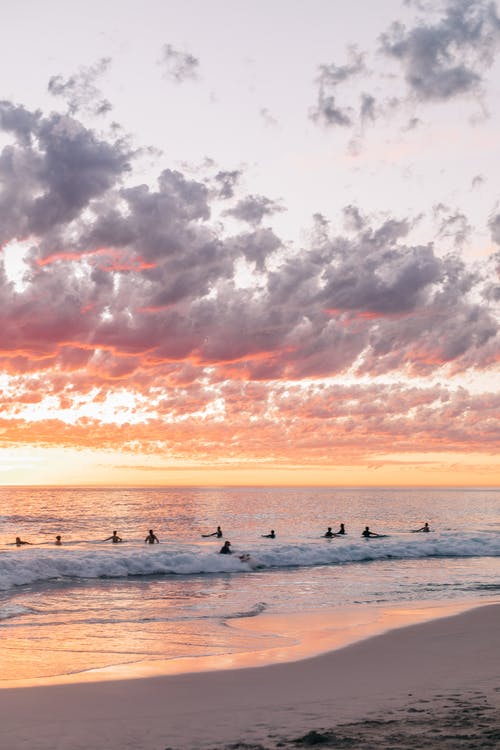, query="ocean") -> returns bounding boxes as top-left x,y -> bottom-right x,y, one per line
1,486 -> 499,684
